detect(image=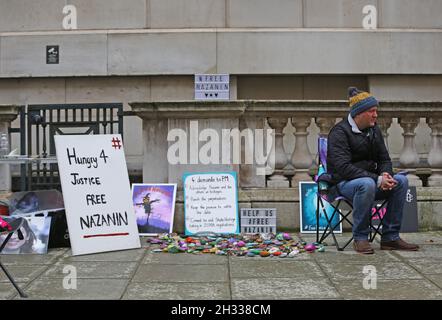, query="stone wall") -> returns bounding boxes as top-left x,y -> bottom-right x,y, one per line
1,0 -> 441,31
